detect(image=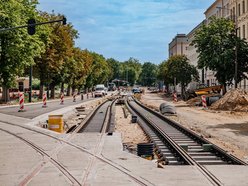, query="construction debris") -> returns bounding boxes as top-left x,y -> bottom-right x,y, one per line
210,89 -> 248,112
